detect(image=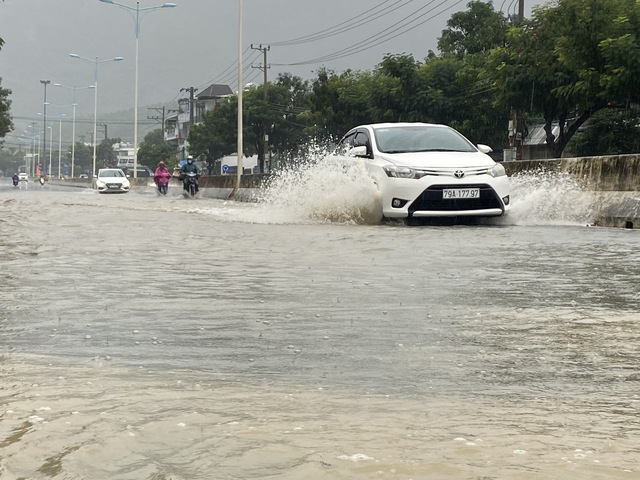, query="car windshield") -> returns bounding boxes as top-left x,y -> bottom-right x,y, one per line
374,125 -> 476,154
99,170 -> 124,178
